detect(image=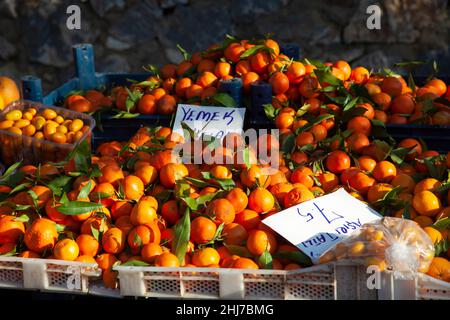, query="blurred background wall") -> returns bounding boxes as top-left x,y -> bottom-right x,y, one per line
0,0 -> 449,92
